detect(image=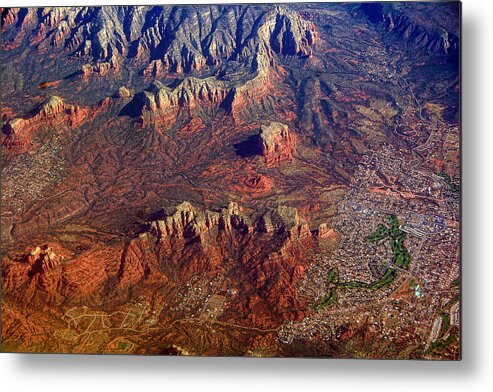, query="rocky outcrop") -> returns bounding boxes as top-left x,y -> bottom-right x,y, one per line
140,78 -> 233,110
148,201 -> 250,240
358,3 -> 459,55
117,234 -> 163,288
265,7 -> 316,57
137,5 -> 316,77
2,6 -> 316,82
80,56 -> 120,79
2,201 -> 335,328
1,119 -> 30,148
115,86 -> 133,98
317,223 -> 336,239
144,201 -> 333,326
1,8 -> 37,49
2,96 -> 86,149
3,7 -> 127,75
38,96 -> 67,116
2,240 -> 154,304
242,174 -> 274,194
384,13 -> 459,54
1,245 -> 64,304
148,201 -> 329,245
129,65 -> 271,126
1,8 -> 23,31
258,122 -> 297,166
